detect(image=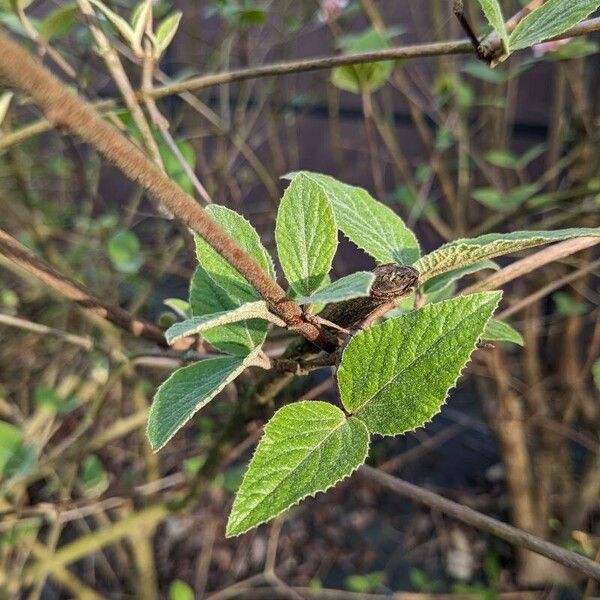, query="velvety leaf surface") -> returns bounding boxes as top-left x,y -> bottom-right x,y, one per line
338,293 -> 501,435
190,267 -> 268,356
415,228 -> 600,282
509,0 -> 600,51
147,349 -> 260,451
226,401 -> 369,537
482,319 -> 524,346
195,204 -> 275,302
275,174 -> 337,296
165,301 -> 273,345
286,172 -> 420,264
296,271 -> 375,305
